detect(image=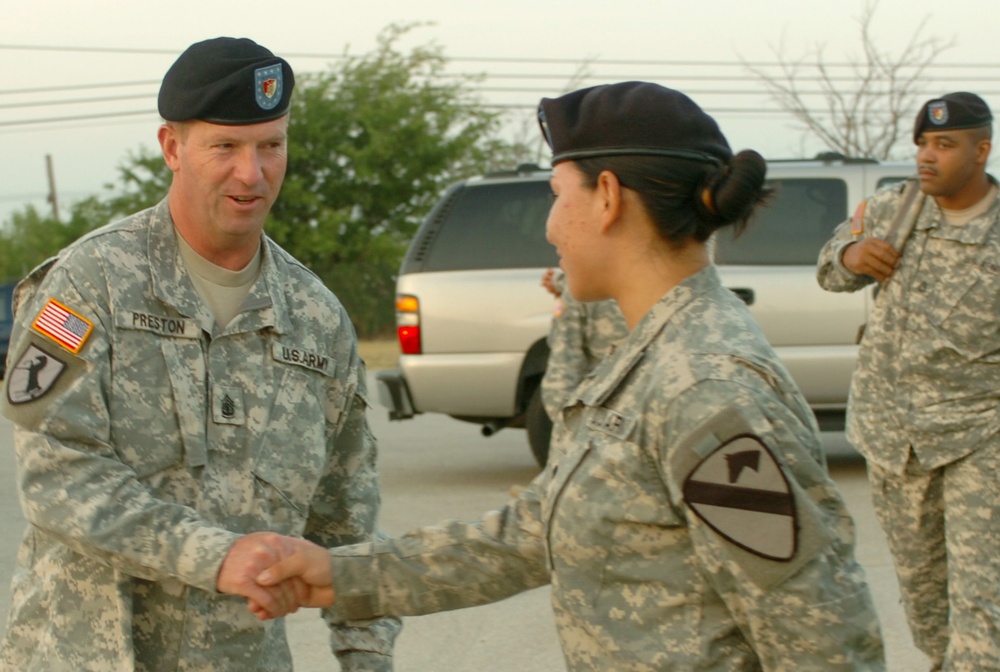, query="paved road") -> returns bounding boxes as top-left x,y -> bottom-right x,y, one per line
0,374 -> 929,670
